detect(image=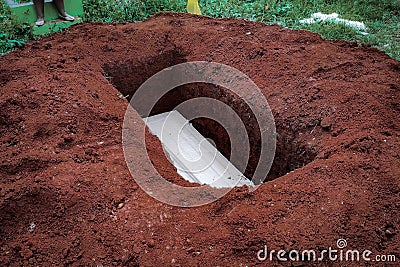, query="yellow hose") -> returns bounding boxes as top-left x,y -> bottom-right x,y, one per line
187,0 -> 202,15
